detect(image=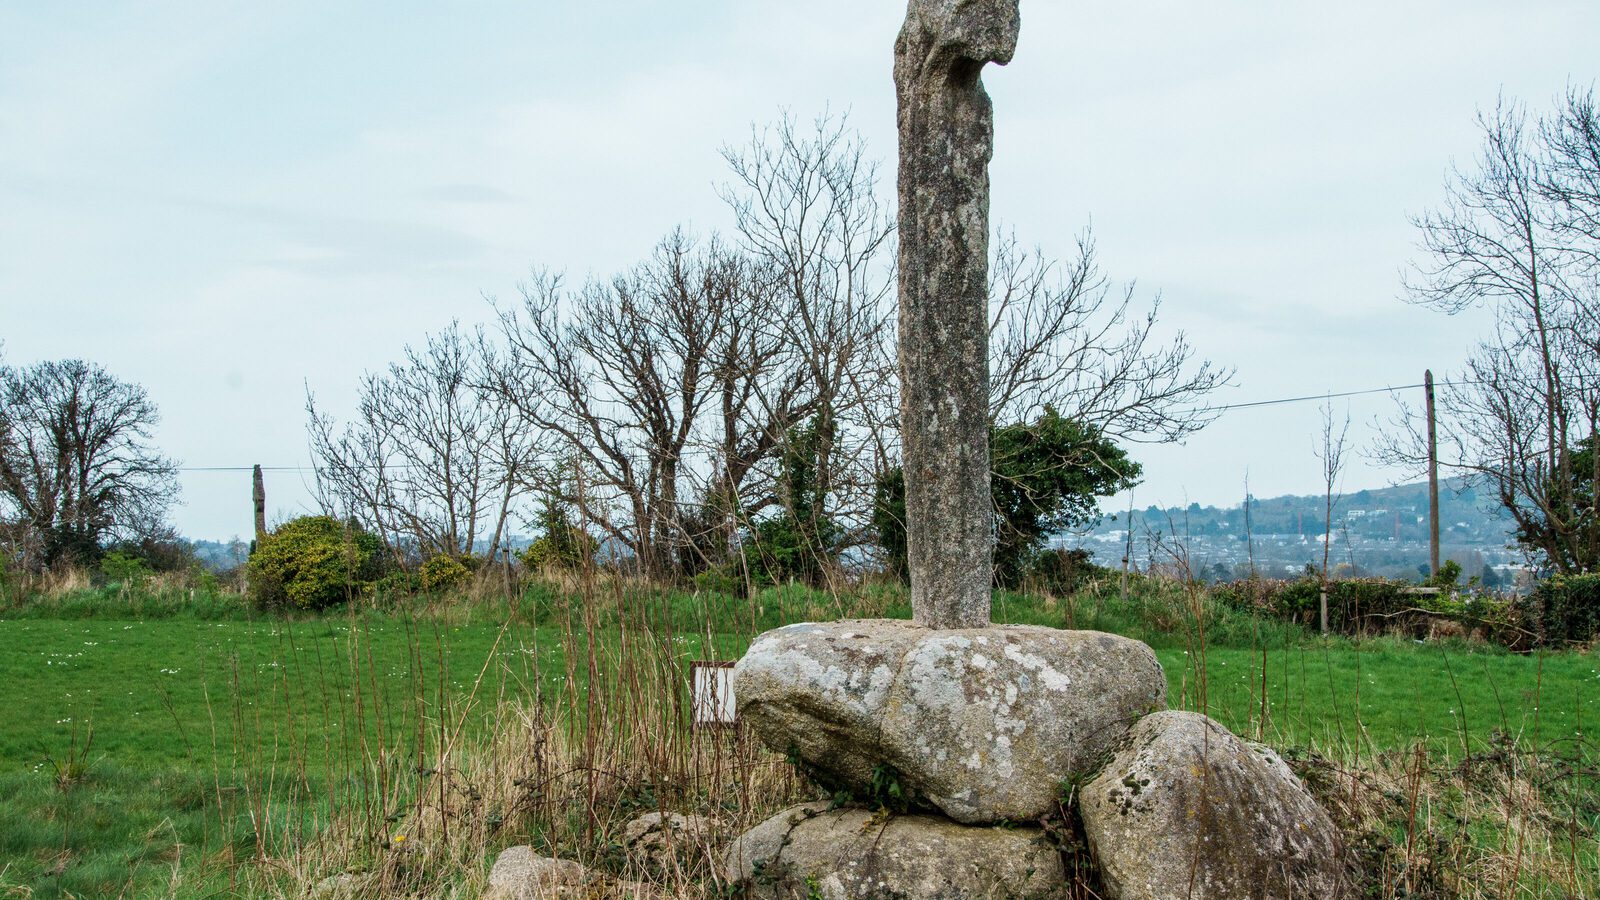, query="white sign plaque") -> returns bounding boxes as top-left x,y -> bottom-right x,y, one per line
692,661 -> 737,727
